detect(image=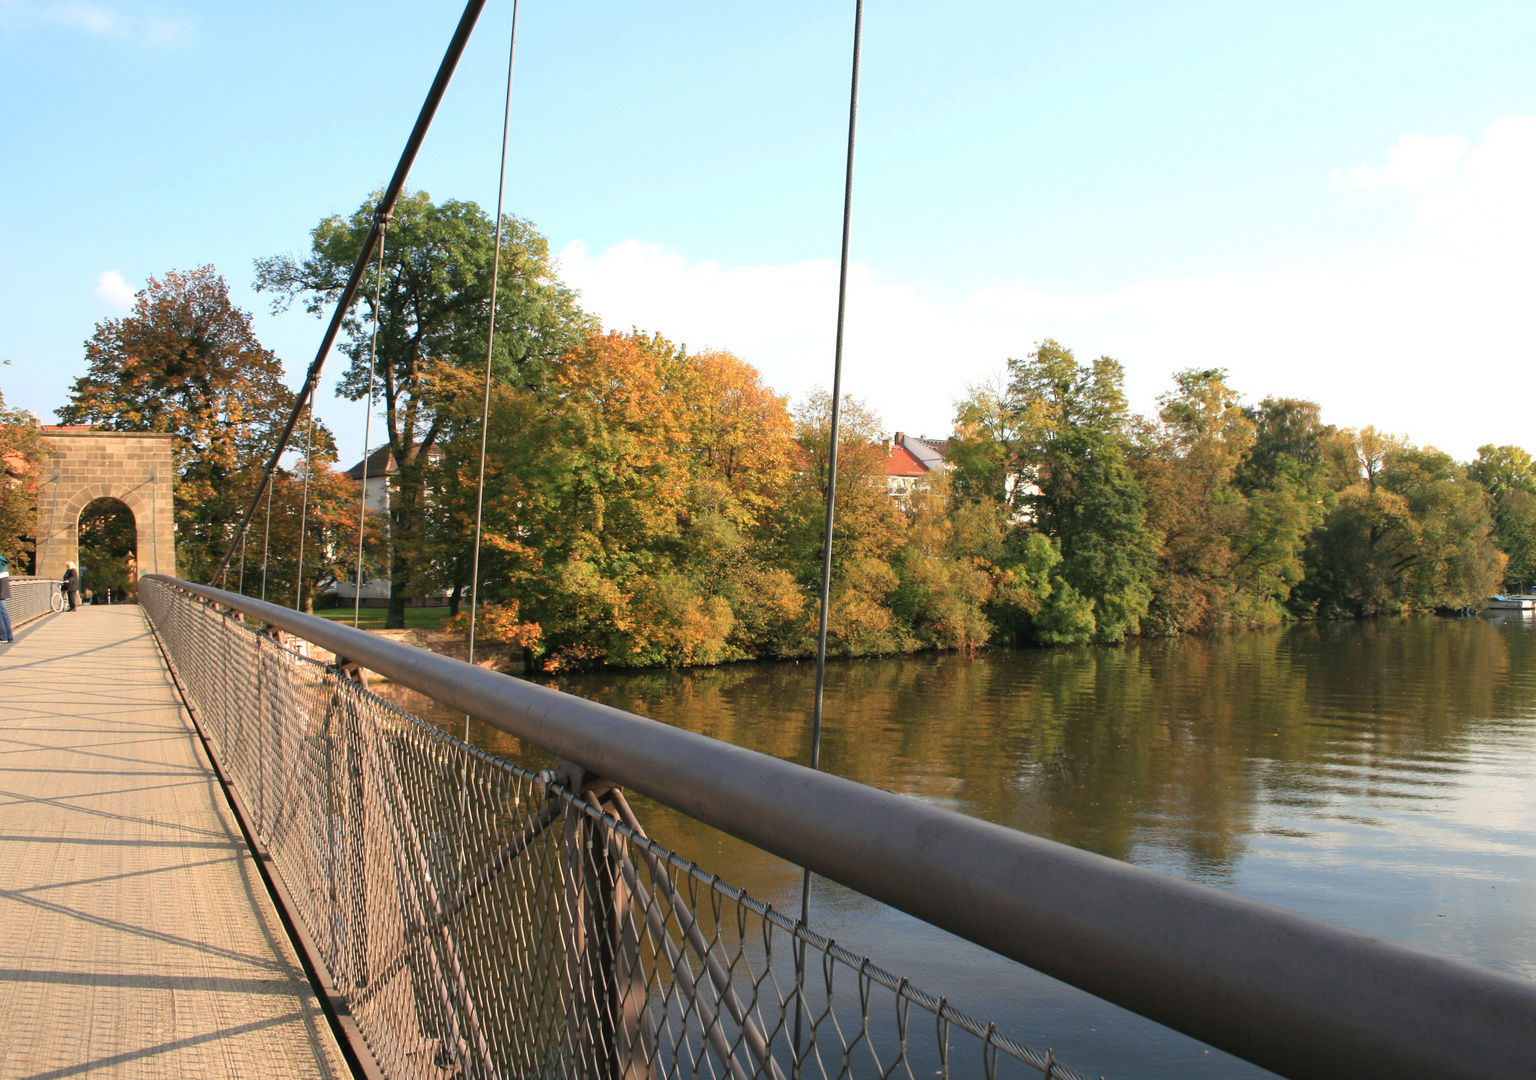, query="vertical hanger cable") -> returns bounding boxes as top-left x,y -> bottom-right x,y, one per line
352,222 -> 390,629
794,4 -> 864,1074
293,403 -> 317,610
259,471 -> 274,602
463,0 -> 521,745
800,0 -> 864,929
